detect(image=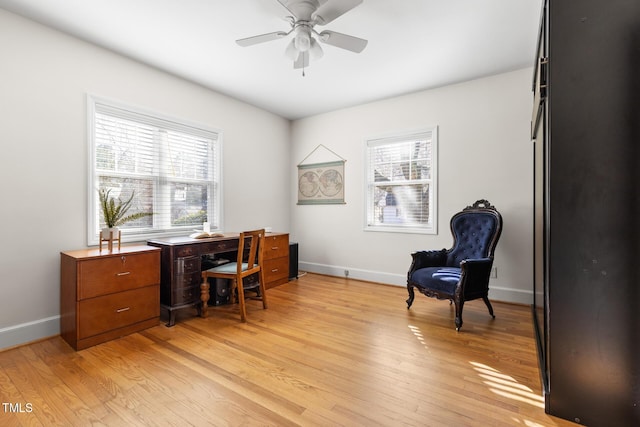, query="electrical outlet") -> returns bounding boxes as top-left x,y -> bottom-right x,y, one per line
490,267 -> 497,278
344,269 -> 350,277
